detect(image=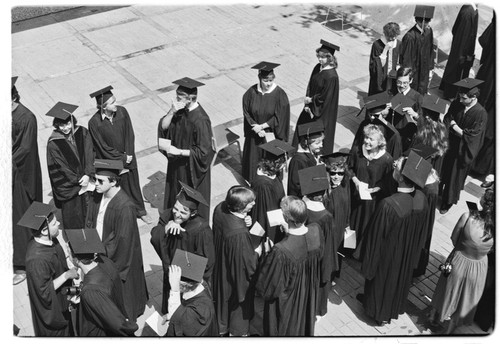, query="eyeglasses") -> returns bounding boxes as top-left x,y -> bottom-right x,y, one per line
329,171 -> 345,176
93,177 -> 107,185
